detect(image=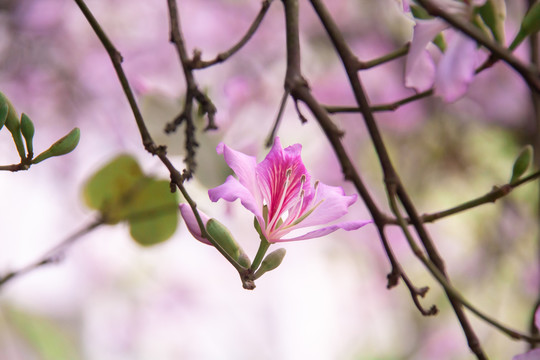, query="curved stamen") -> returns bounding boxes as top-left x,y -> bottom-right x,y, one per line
268,168 -> 292,230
